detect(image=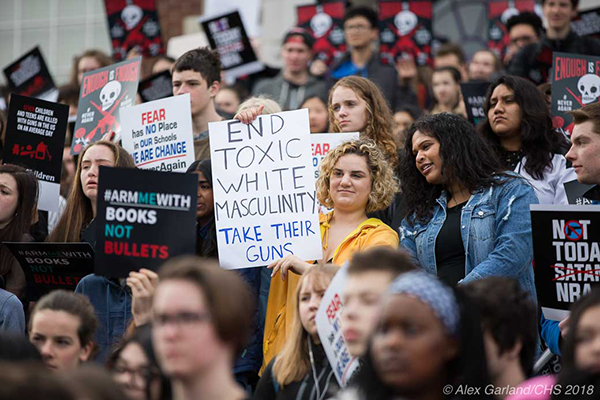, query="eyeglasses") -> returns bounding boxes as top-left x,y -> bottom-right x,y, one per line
153,311 -> 211,328
344,24 -> 371,32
